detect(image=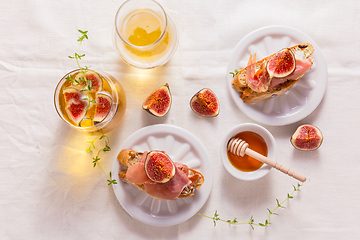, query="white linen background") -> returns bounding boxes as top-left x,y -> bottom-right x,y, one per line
1,0 -> 359,239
